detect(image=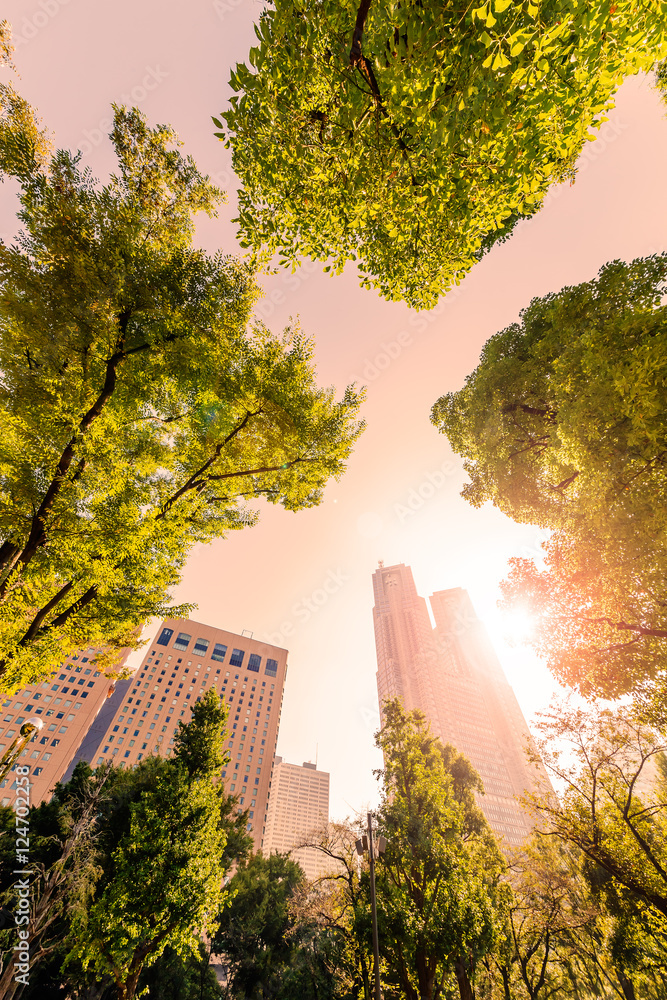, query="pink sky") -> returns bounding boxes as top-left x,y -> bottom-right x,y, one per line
2,0 -> 666,818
